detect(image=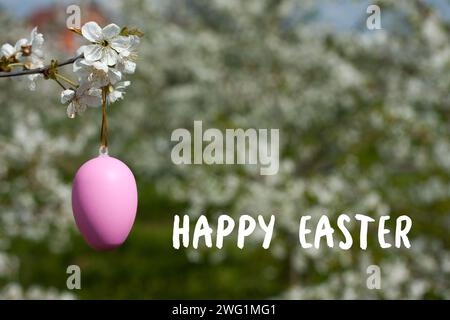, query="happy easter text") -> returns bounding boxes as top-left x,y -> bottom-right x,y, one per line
172,214 -> 412,250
